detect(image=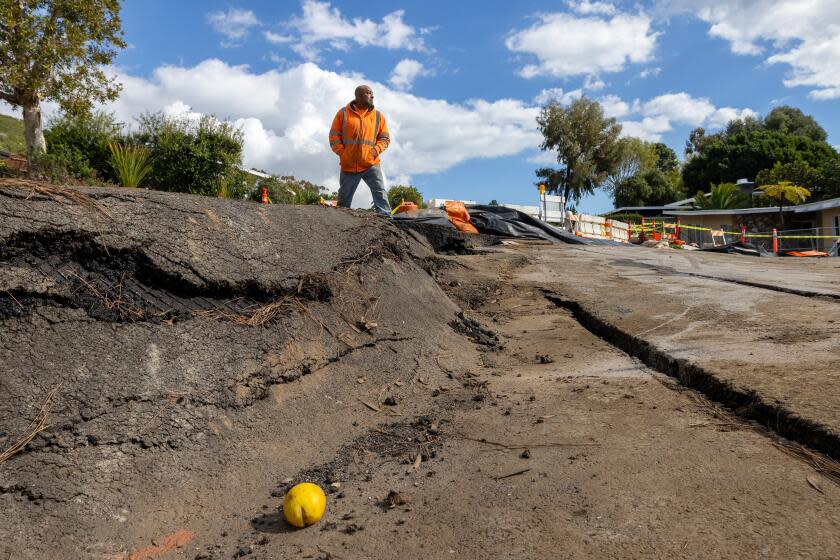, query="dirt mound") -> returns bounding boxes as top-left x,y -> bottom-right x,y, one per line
0,184 -> 465,558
